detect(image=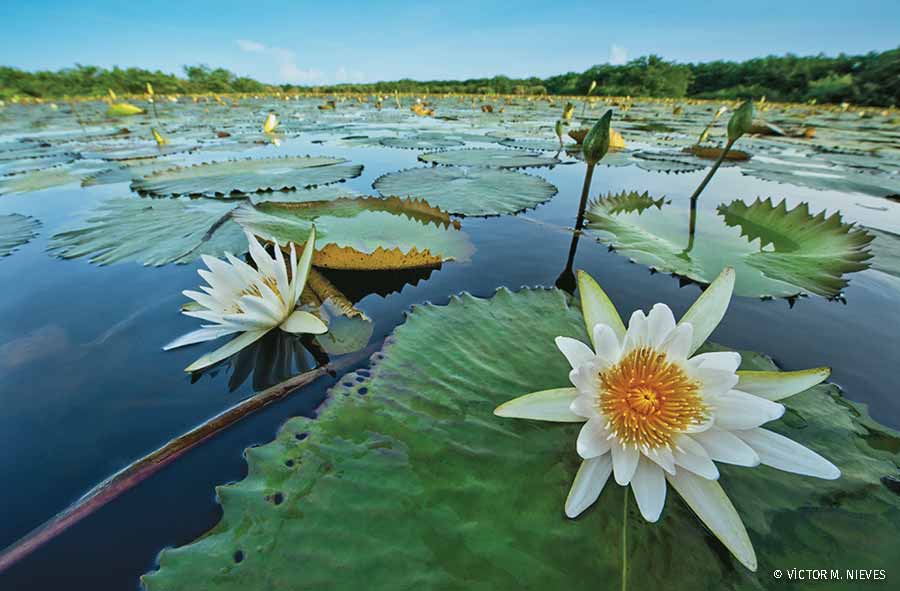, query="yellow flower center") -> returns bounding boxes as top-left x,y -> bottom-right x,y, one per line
598,346 -> 706,449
